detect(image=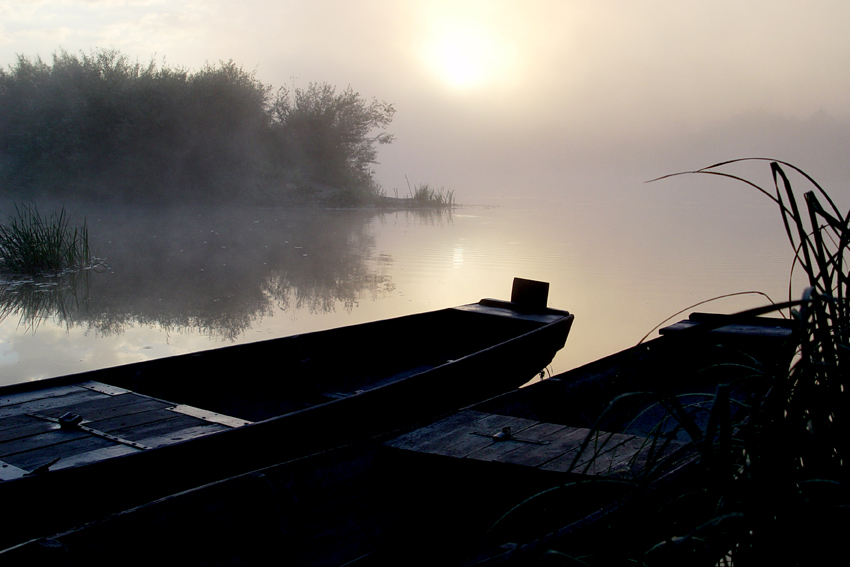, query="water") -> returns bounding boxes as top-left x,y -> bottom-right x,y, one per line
0,184 -> 796,387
